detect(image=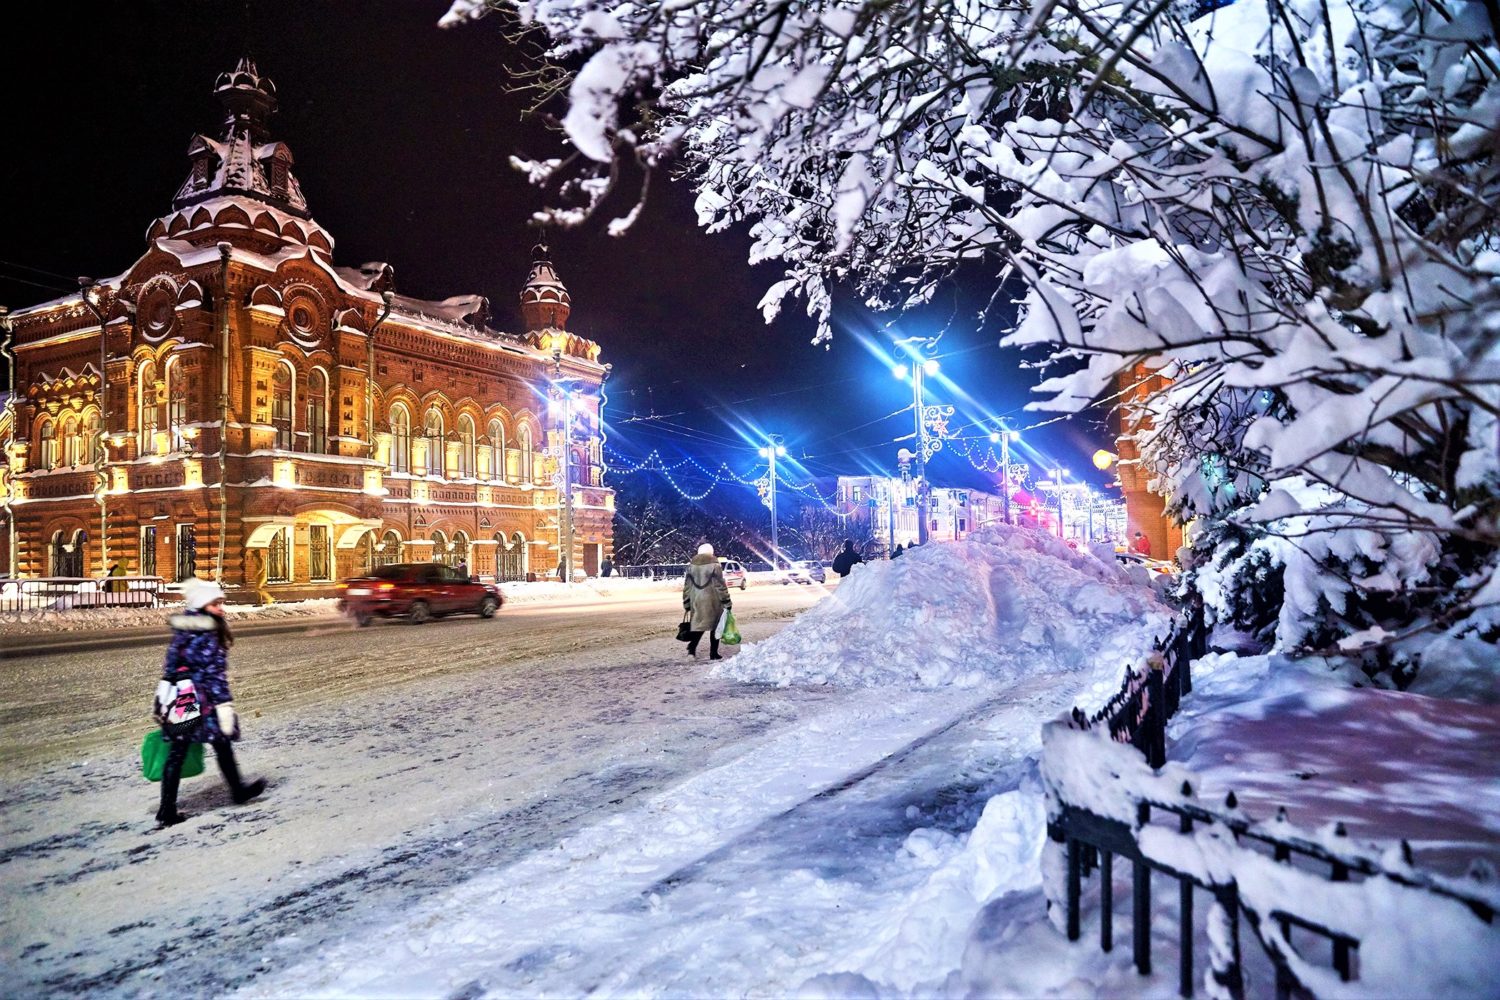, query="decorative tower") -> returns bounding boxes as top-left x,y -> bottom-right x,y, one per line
519,244 -> 571,332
